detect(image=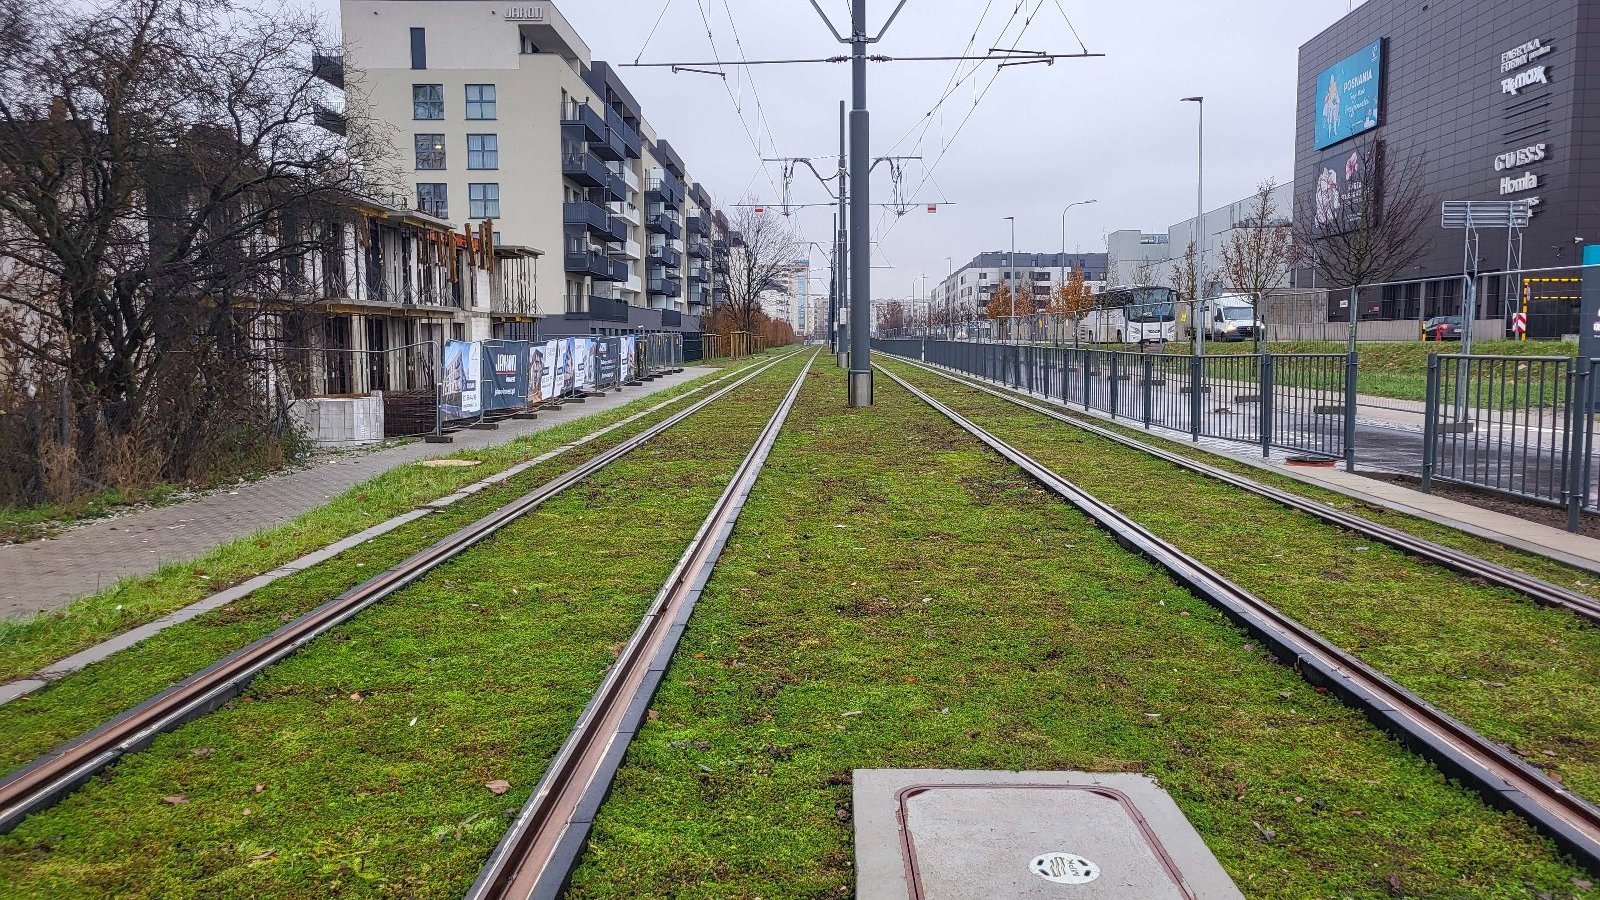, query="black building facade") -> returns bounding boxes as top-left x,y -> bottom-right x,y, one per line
1295,0 -> 1600,334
